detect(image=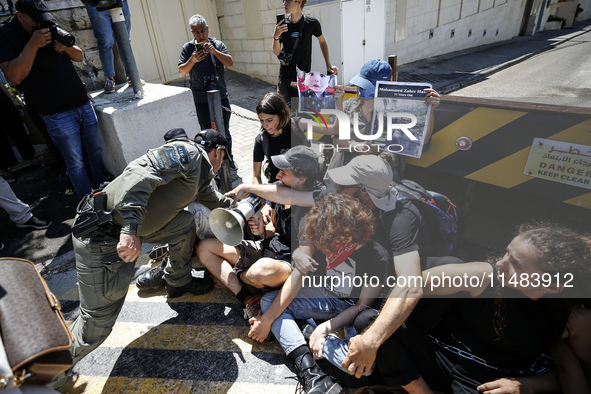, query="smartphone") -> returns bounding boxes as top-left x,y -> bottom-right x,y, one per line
195,42 -> 204,51
276,14 -> 285,24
